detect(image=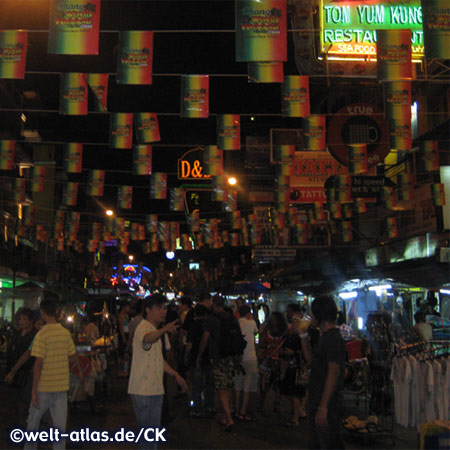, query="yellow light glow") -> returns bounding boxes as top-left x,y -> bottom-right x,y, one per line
128,255 -> 134,262
106,210 -> 114,216
228,176 -> 237,186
